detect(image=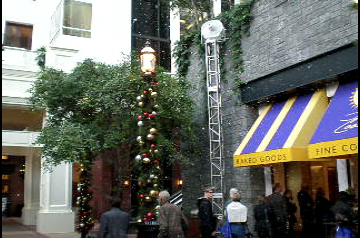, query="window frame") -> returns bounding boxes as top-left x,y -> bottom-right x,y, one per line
3,21 -> 34,50
50,0 -> 92,43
